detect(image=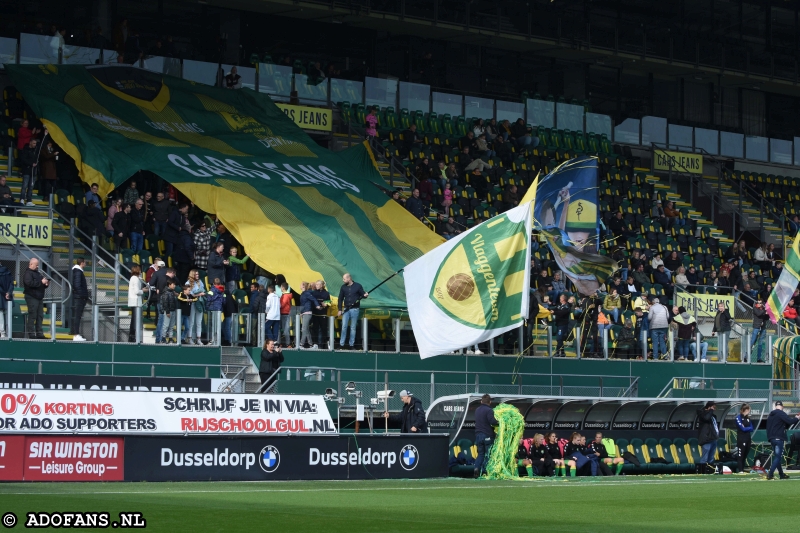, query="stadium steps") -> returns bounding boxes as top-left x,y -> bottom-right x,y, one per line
702,174 -> 784,245
221,347 -> 261,393
640,170 -> 733,245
